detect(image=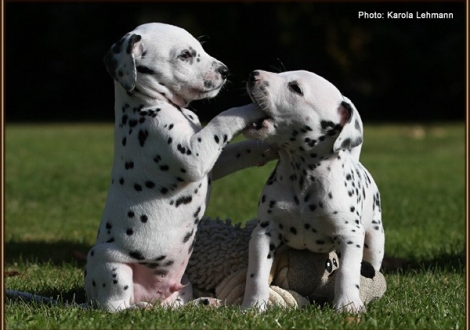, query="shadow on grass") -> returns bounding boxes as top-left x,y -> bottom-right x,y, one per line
5,241 -> 90,307
6,286 -> 88,306
5,240 -> 90,266
382,248 -> 465,274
